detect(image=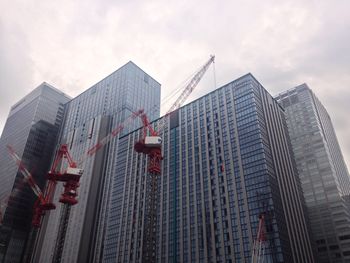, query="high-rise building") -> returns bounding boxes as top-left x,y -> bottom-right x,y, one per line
276,84 -> 350,263
103,74 -> 315,263
0,83 -> 70,263
35,62 -> 161,263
